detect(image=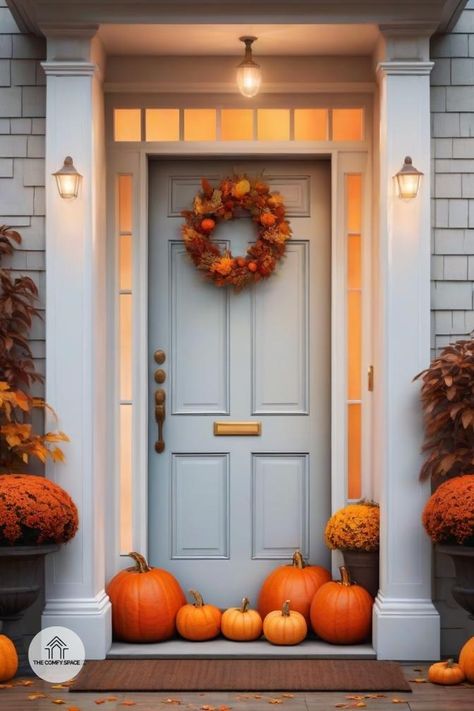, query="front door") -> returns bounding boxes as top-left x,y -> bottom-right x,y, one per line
148,159 -> 331,608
